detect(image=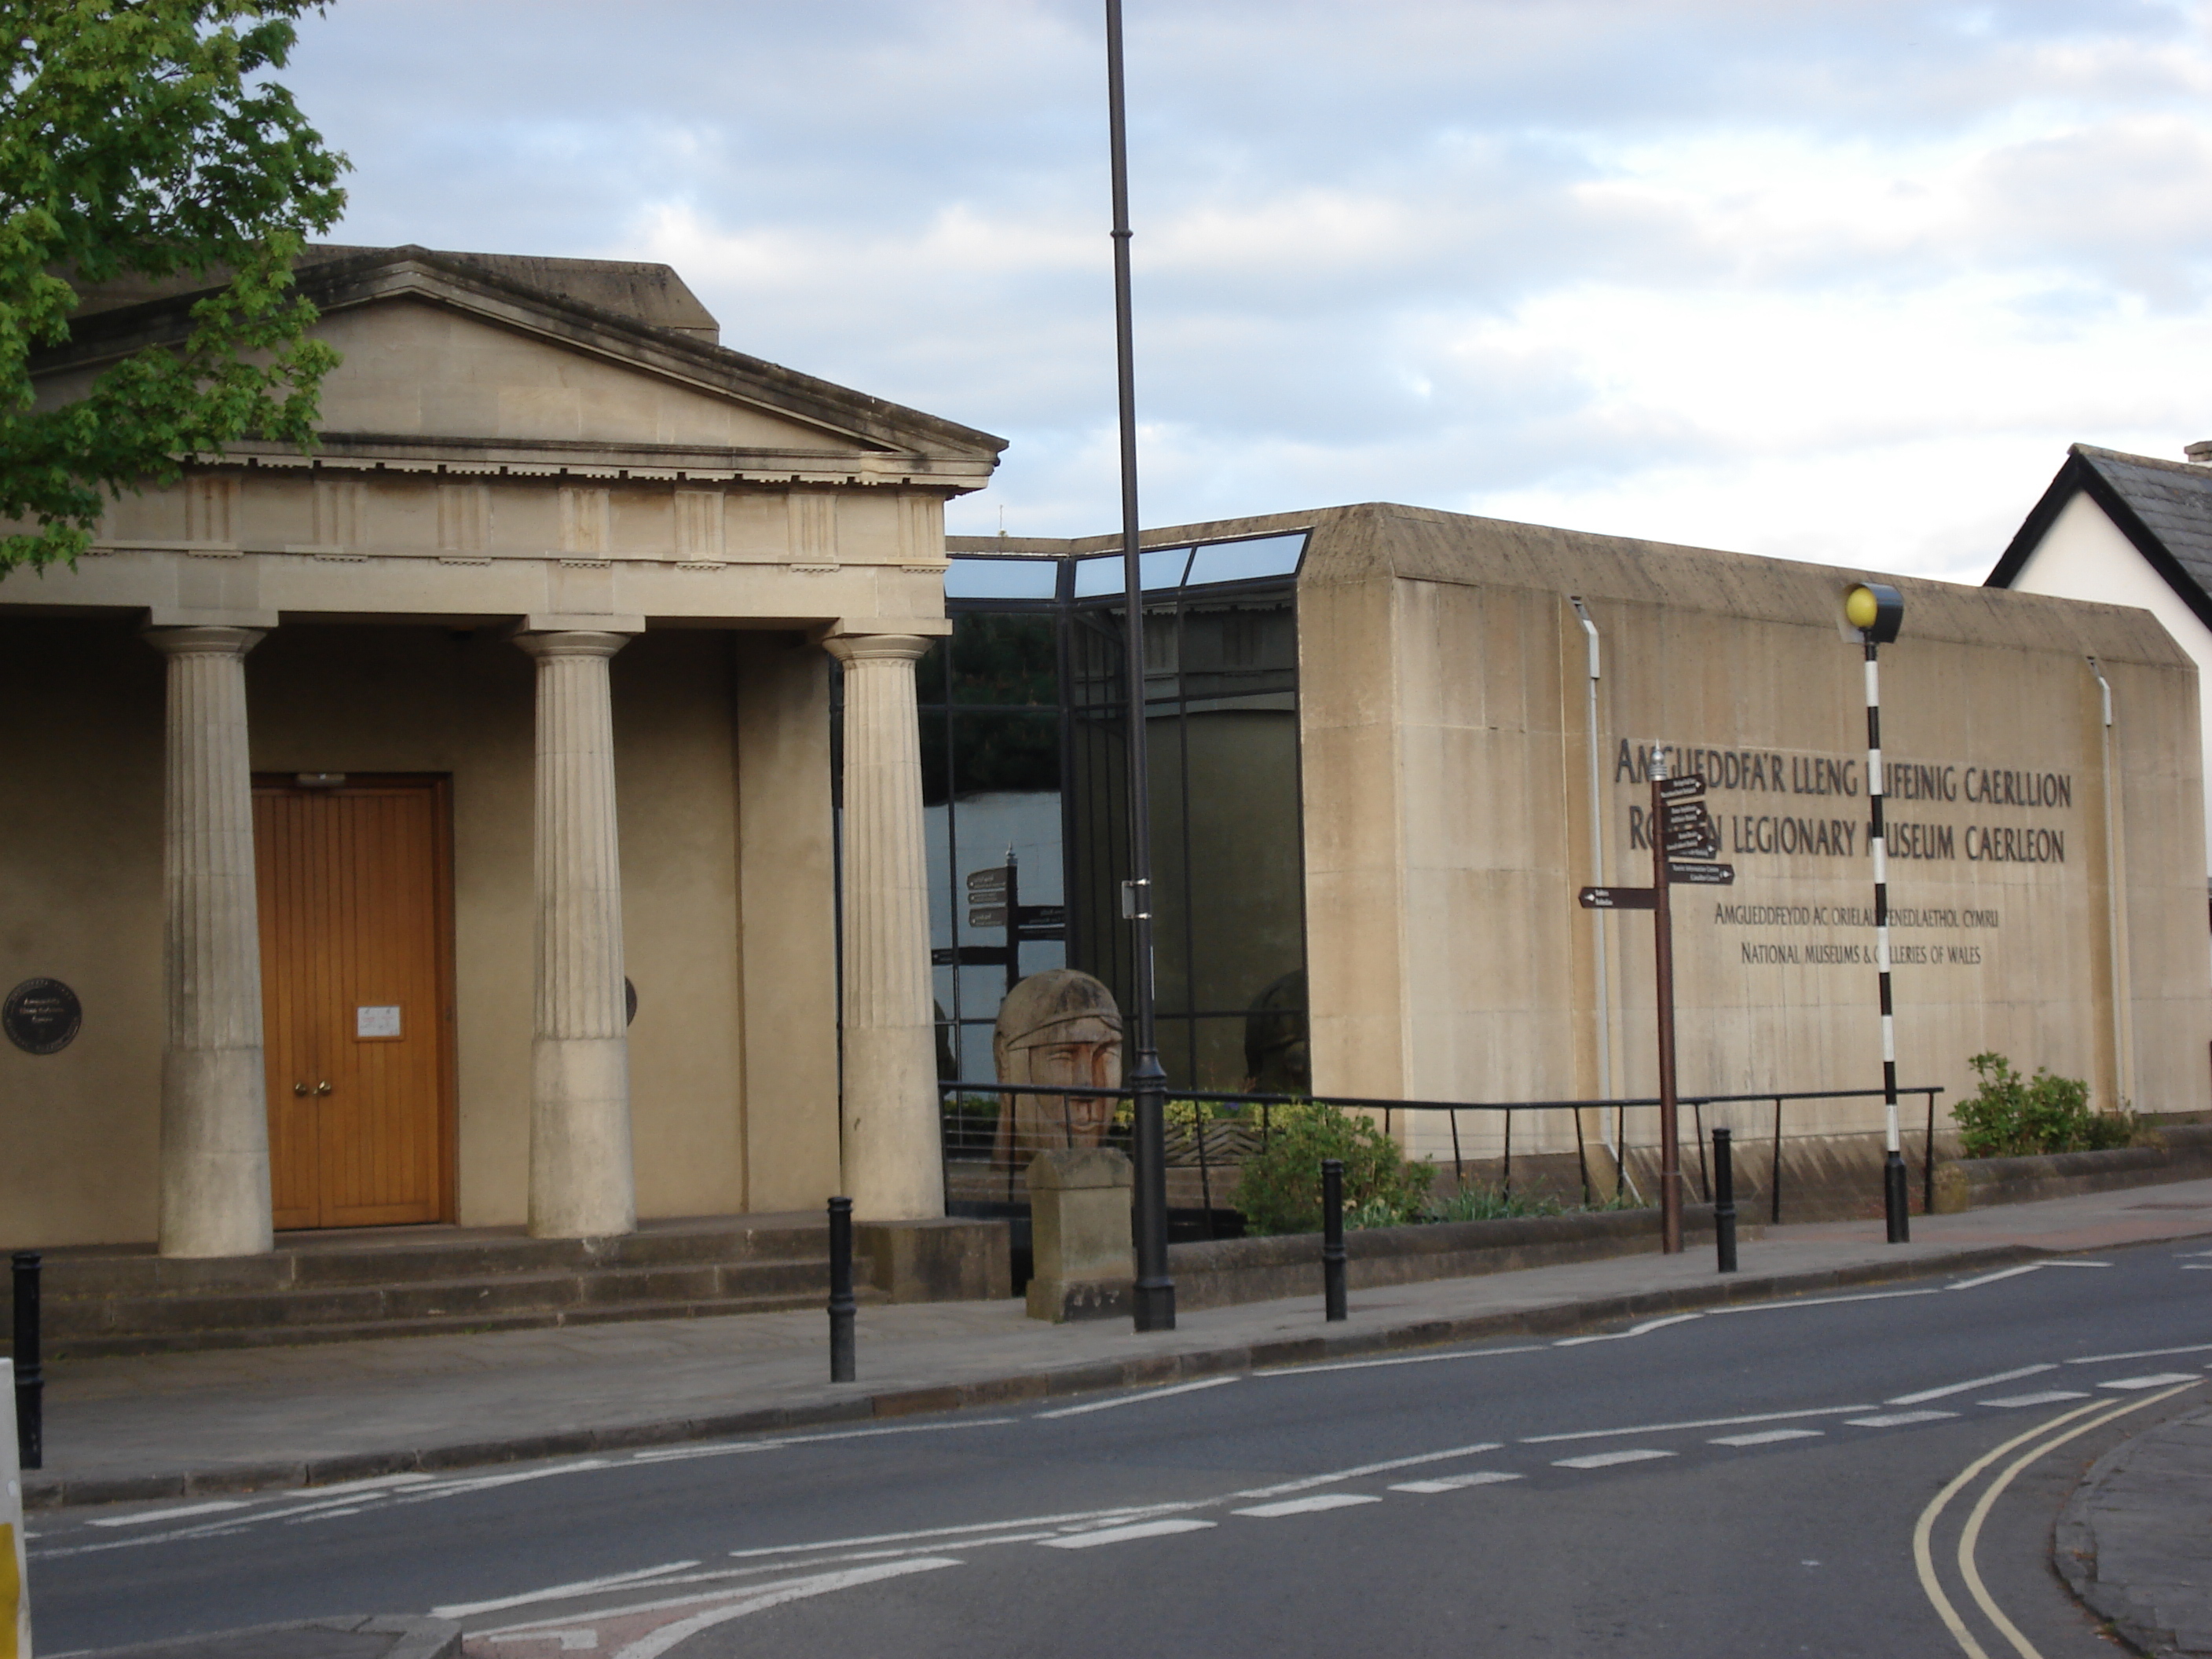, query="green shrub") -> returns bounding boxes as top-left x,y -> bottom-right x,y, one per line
1235,1103 -> 1434,1234
1424,1185 -> 1567,1223
1955,1053 -> 2137,1157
